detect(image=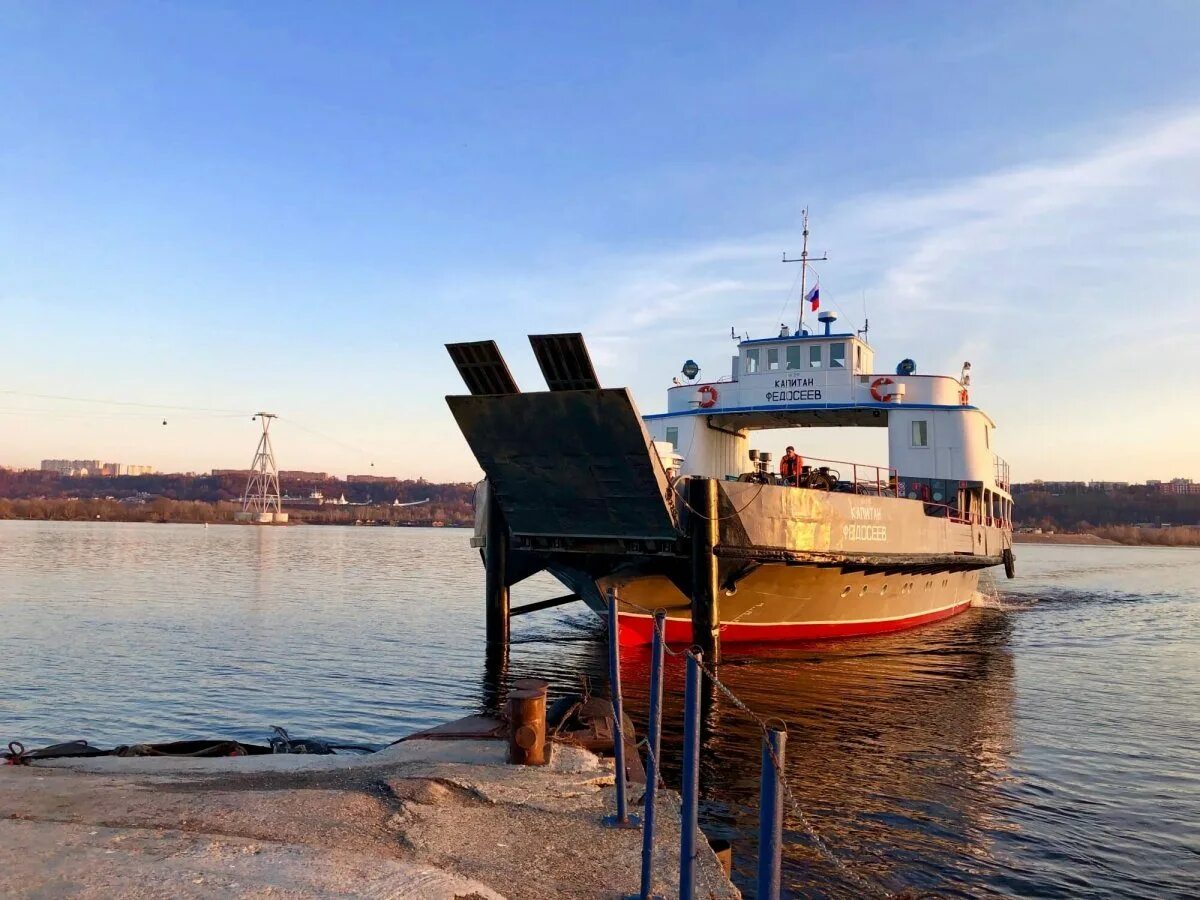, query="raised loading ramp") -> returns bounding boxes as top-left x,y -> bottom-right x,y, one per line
446,388 -> 678,542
